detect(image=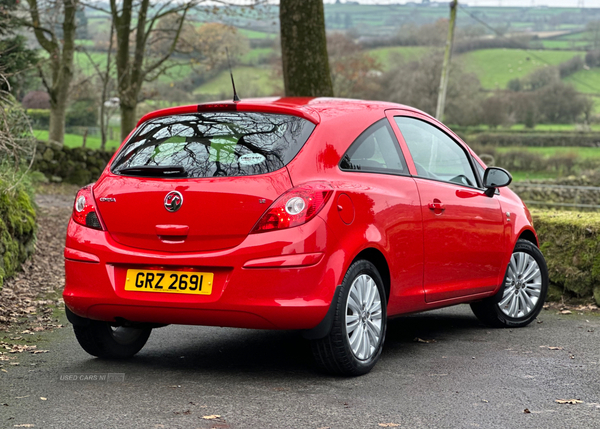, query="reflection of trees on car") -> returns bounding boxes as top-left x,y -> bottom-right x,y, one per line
112,113 -> 315,179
